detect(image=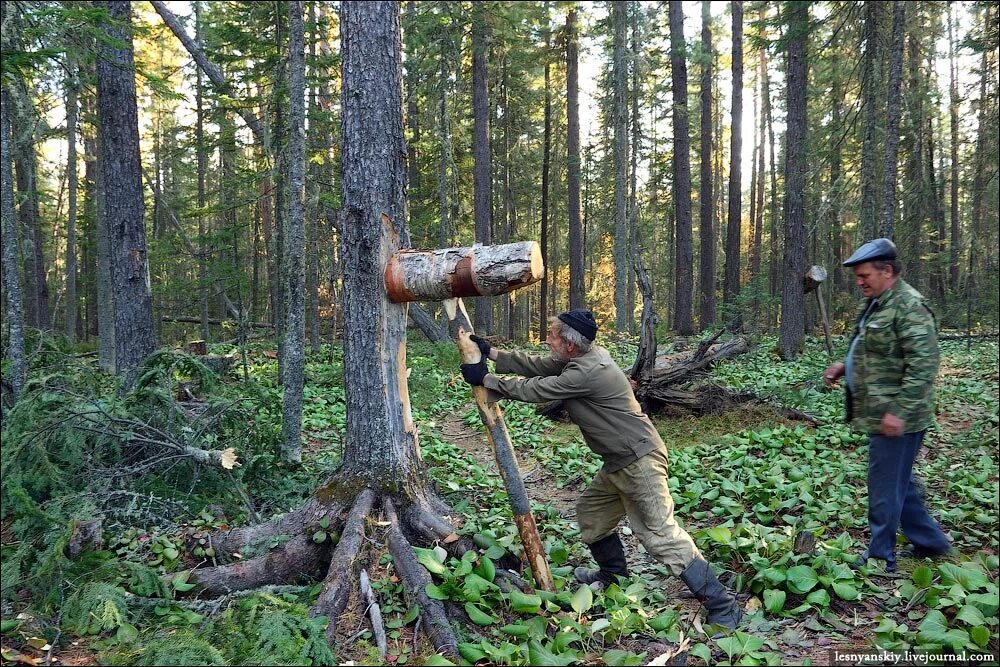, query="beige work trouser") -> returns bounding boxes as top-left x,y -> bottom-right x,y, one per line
576,447 -> 700,576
